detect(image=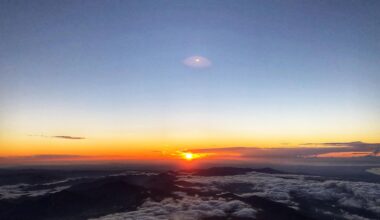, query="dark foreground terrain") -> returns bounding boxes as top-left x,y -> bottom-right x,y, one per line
0,167 -> 379,220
